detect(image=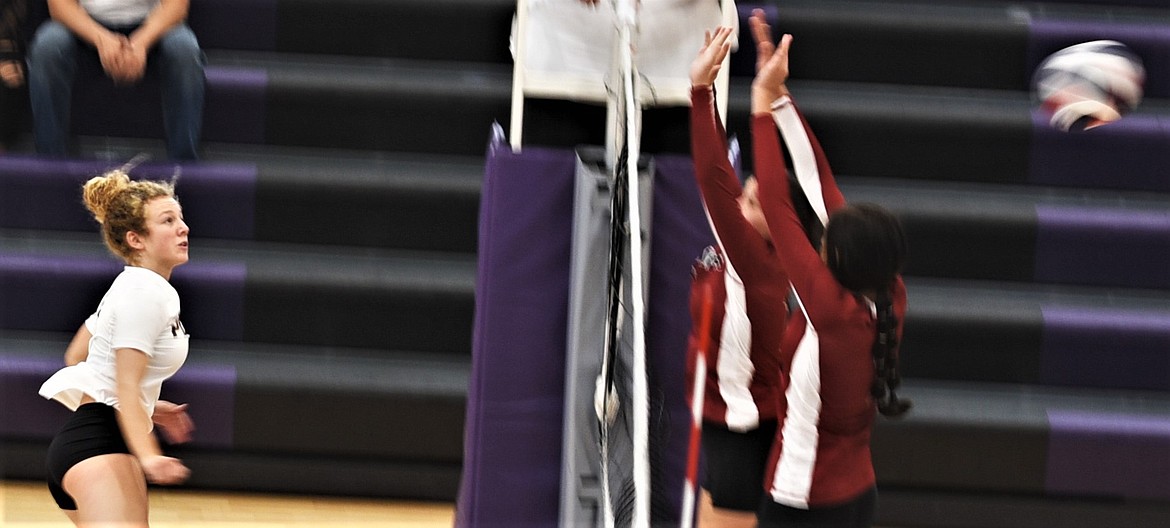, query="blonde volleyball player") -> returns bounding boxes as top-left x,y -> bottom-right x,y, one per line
39,168 -> 194,527
687,26 -> 790,528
